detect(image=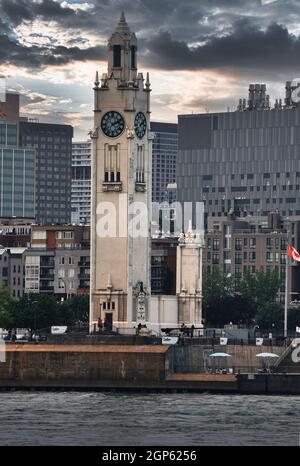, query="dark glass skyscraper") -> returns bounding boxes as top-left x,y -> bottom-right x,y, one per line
19,121 -> 73,225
